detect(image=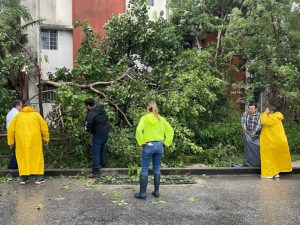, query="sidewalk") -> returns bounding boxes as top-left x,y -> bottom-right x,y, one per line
1,166 -> 300,177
